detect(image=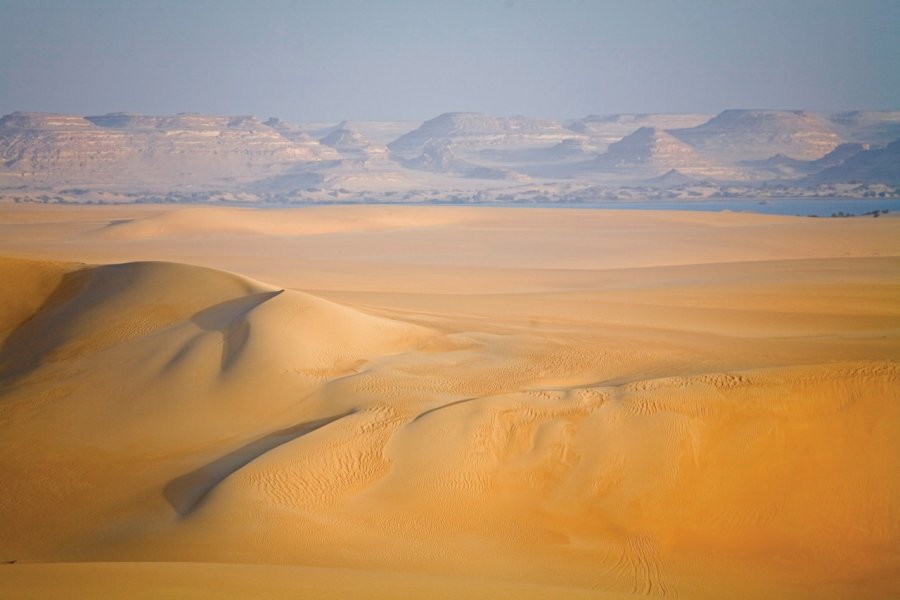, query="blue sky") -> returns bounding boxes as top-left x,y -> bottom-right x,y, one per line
1,0 -> 898,121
